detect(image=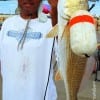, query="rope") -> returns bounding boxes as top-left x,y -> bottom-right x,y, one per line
17,18 -> 31,50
